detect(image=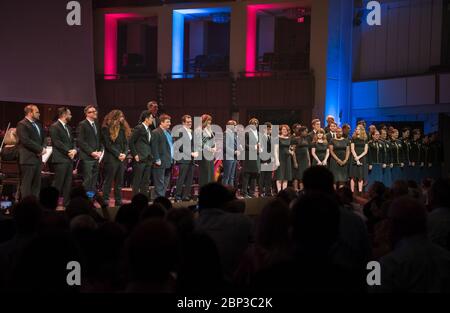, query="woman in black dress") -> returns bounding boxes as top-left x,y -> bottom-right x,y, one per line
196,114 -> 216,187
275,125 -> 293,192
350,125 -> 368,193
291,125 -> 310,191
389,128 -> 405,182
329,127 -> 350,188
311,128 -> 329,167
